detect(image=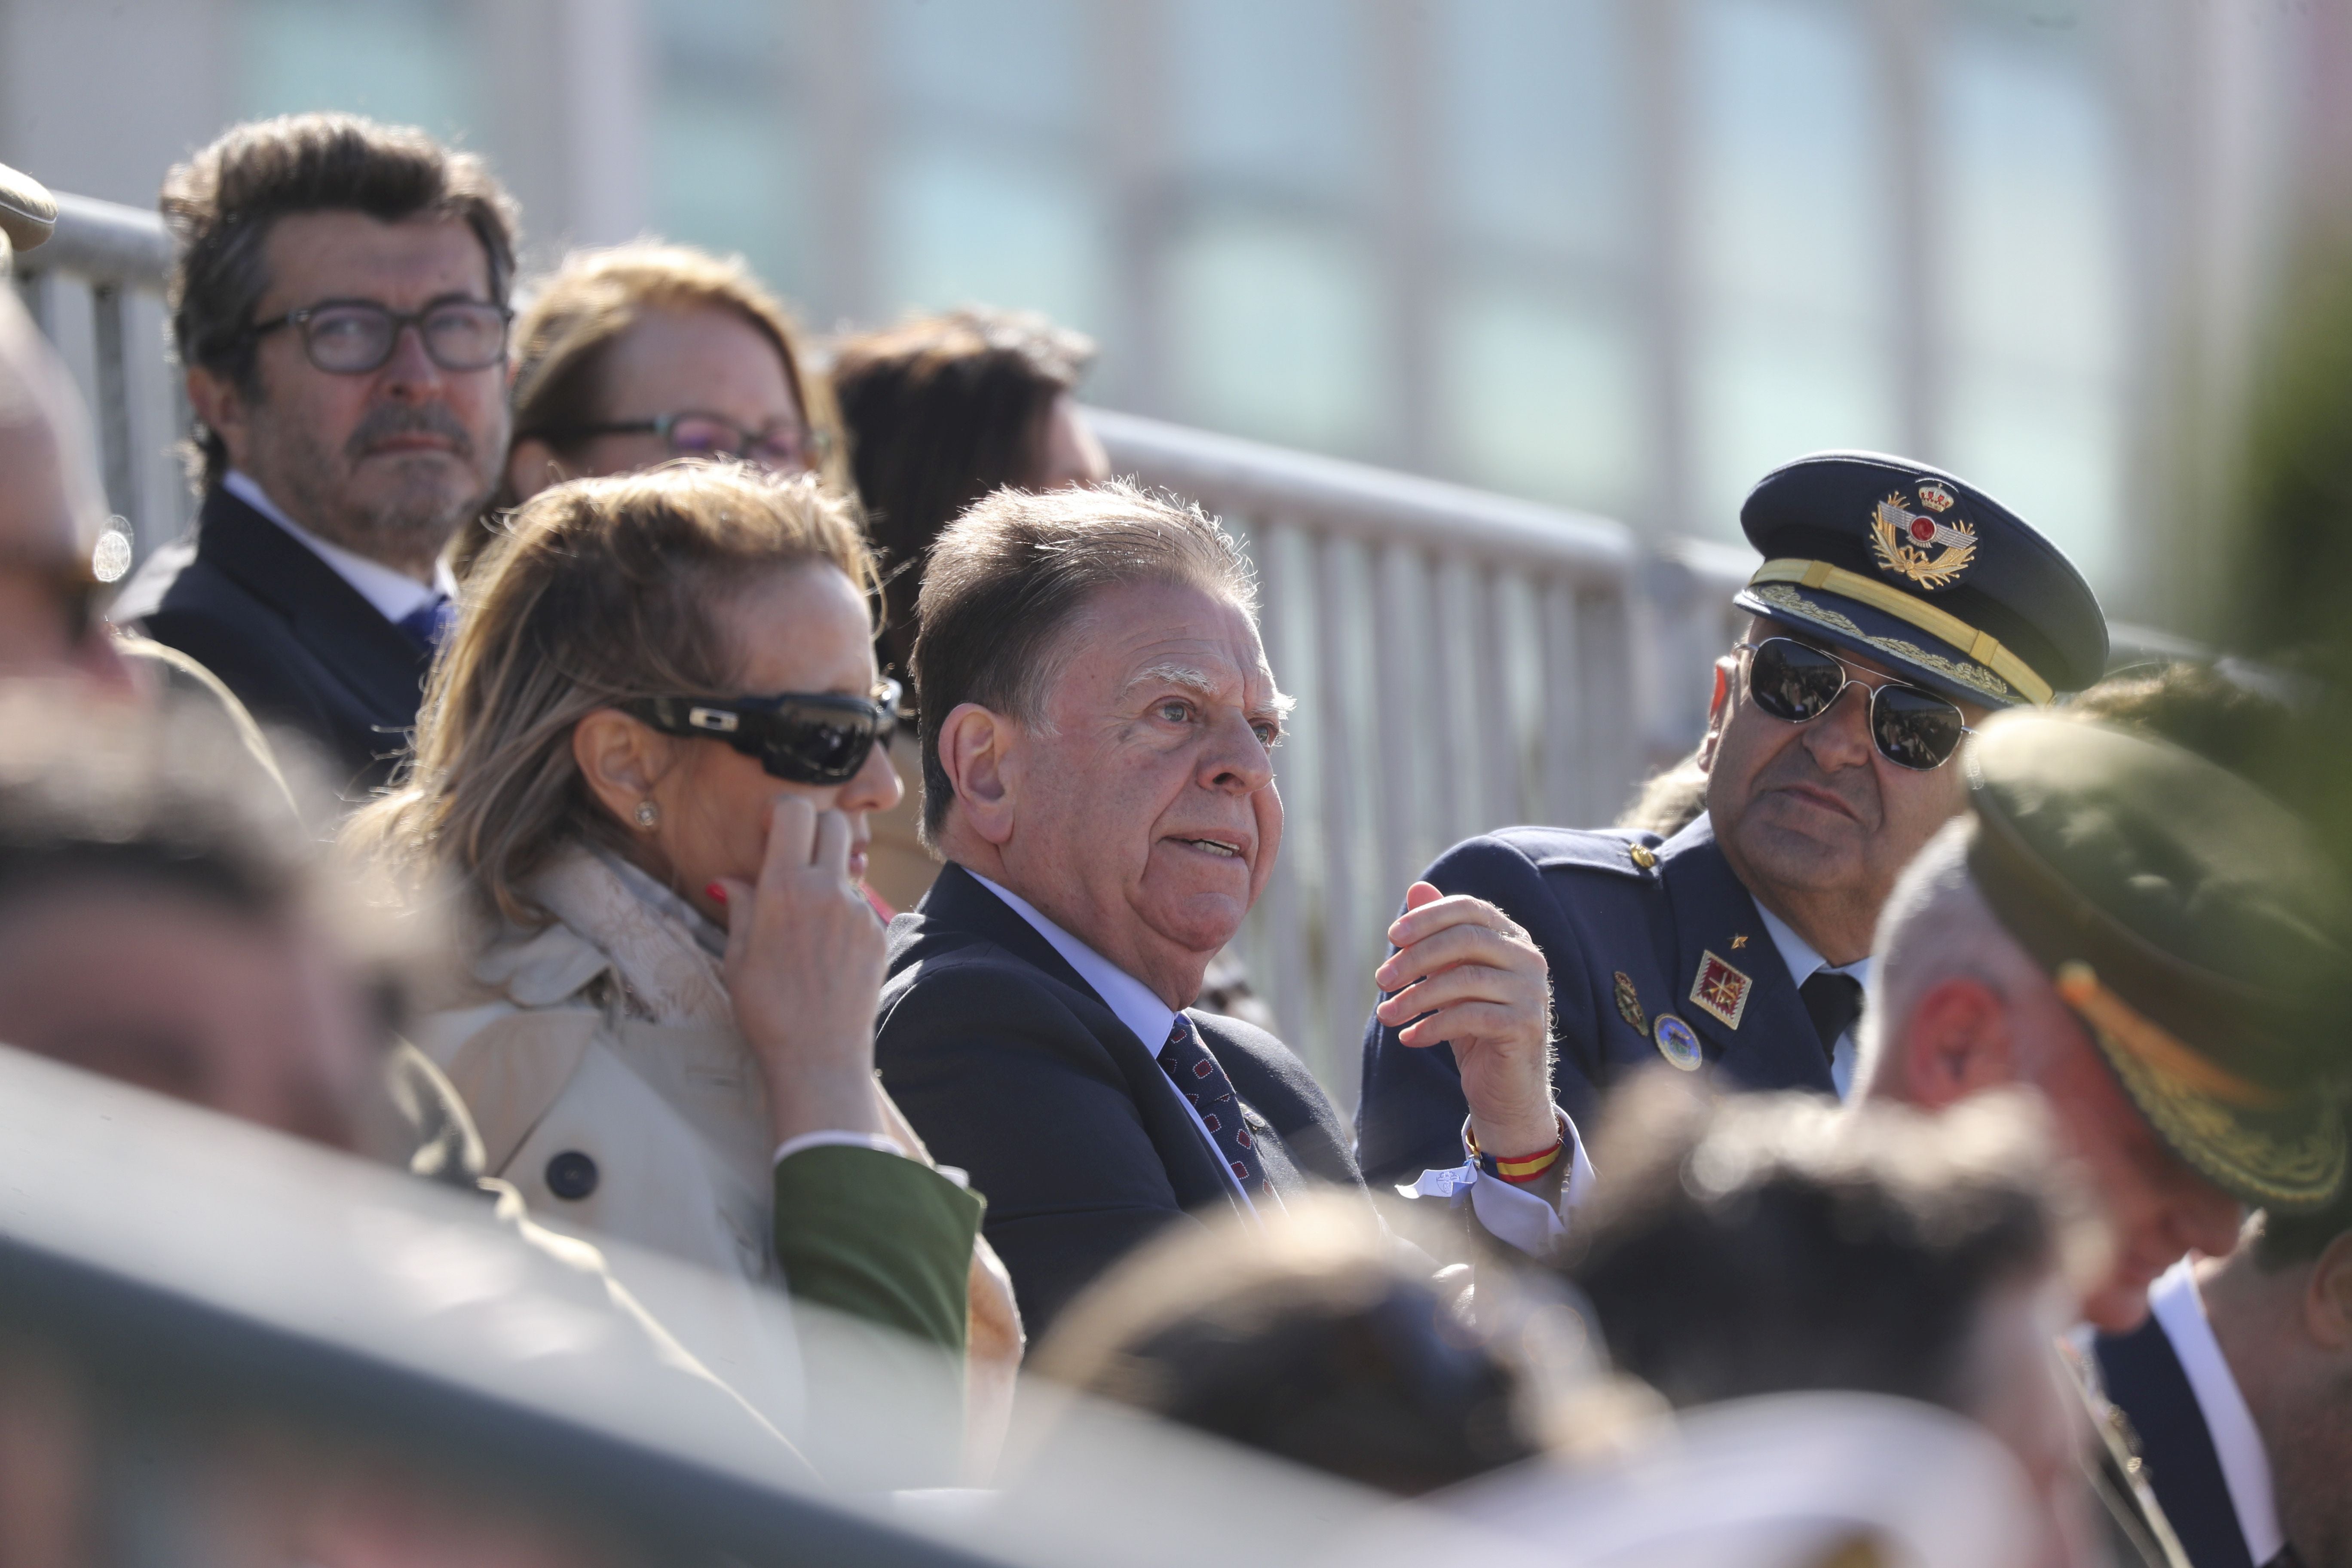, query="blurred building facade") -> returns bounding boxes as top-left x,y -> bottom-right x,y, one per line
0,0 -> 2331,630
